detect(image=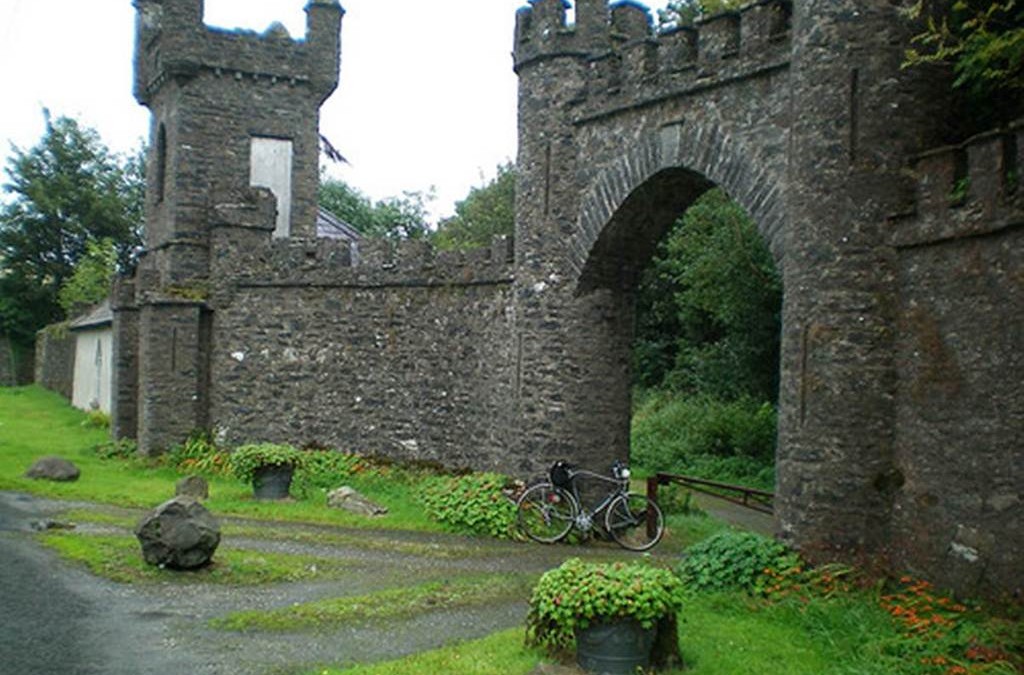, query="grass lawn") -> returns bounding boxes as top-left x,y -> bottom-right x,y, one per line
303,591 -> 961,675
40,531 -> 359,584
0,386 -> 441,532
305,628 -> 546,675
212,573 -> 537,632
0,385 -> 727,554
